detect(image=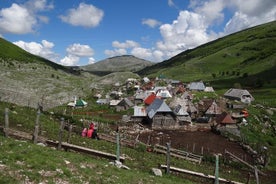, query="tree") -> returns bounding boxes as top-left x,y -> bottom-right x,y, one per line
233,83 -> 242,89
242,73 -> 248,78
